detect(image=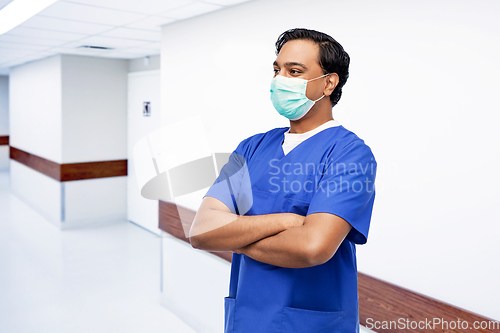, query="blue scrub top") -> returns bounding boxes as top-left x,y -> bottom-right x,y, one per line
205,125 -> 377,333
